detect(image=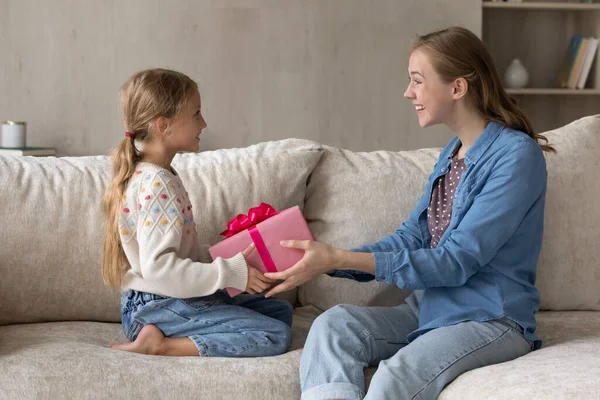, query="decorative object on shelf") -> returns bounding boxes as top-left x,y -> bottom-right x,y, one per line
504,58 -> 529,88
1,120 -> 27,148
0,120 -> 57,156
